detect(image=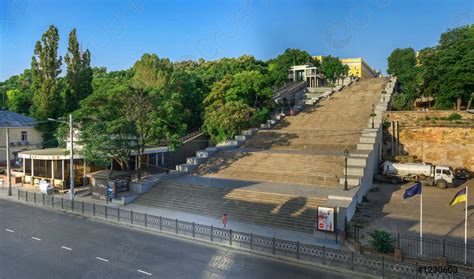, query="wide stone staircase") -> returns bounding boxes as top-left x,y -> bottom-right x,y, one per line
194,77 -> 389,187
135,180 -> 326,233
196,151 -> 344,187
133,77 -> 392,234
